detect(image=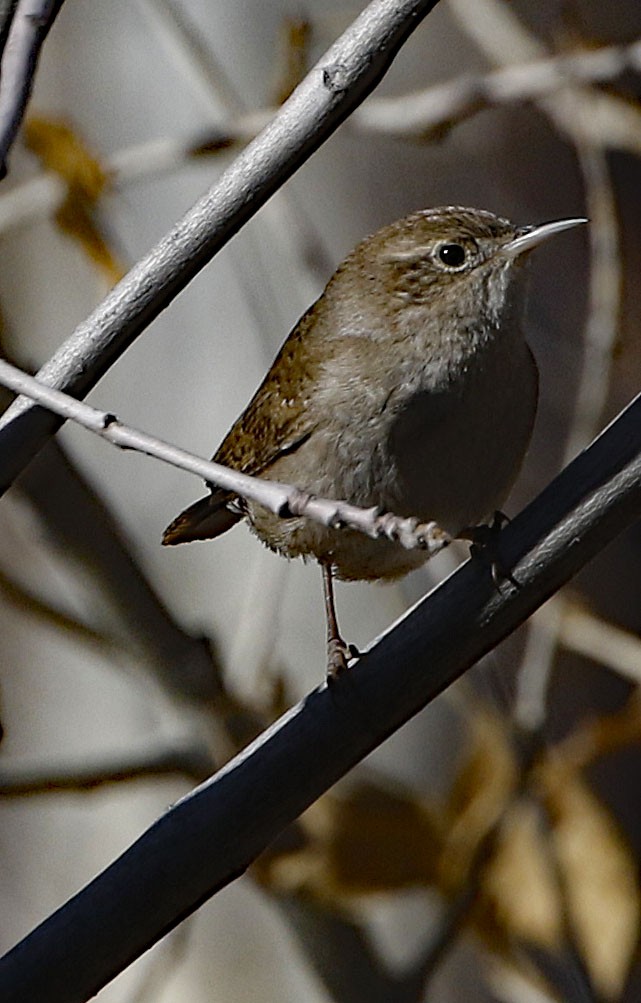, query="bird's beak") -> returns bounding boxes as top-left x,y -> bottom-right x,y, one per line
503,216 -> 588,259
